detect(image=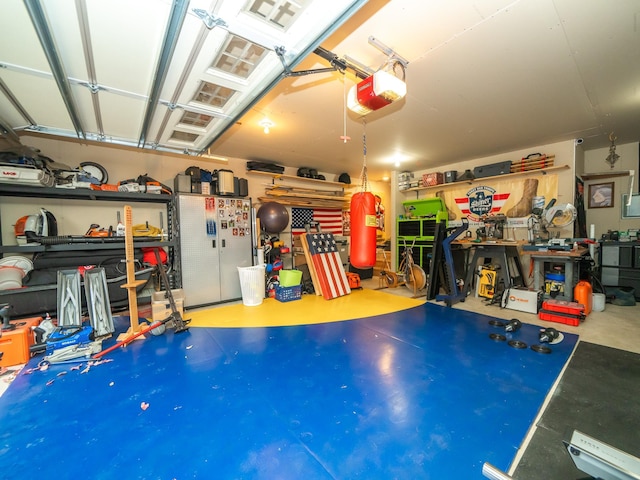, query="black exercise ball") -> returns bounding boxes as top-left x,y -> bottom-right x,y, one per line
257,201 -> 289,233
